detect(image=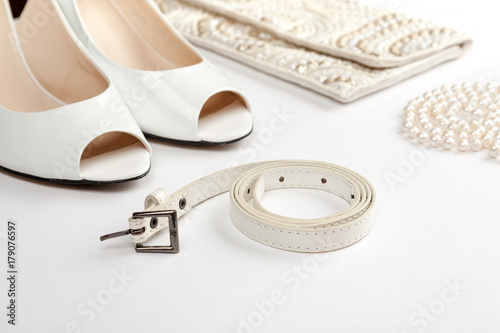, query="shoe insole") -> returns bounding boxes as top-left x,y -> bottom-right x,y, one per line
0,0 -> 61,112
80,141 -> 150,181
198,92 -> 253,142
1,0 -> 110,112
77,0 -> 201,70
